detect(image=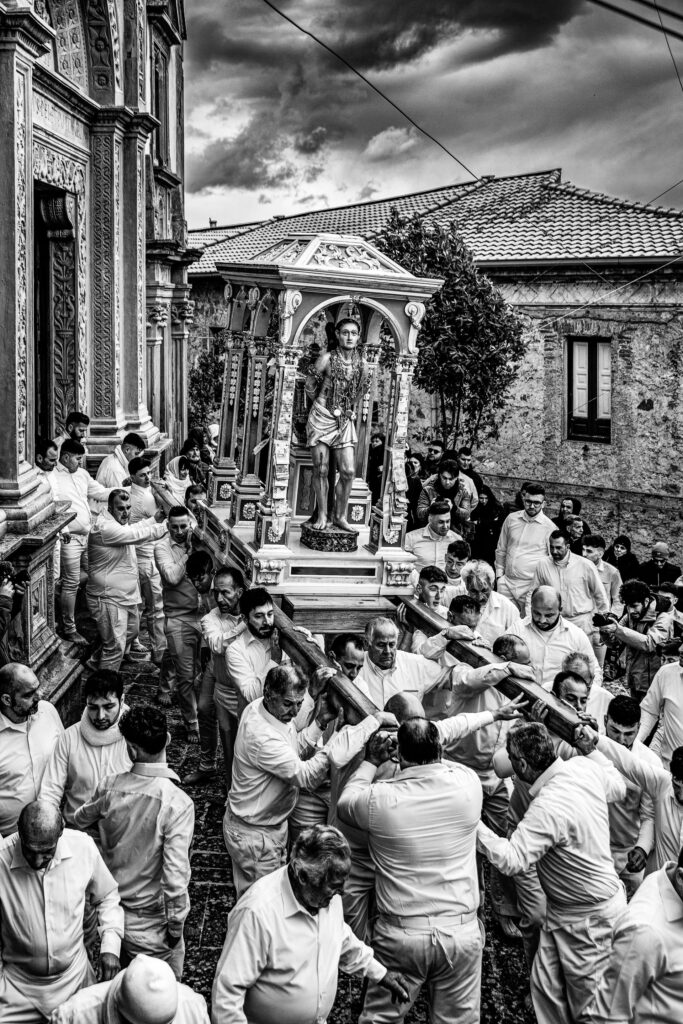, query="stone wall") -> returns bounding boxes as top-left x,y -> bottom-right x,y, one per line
407,267 -> 683,562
